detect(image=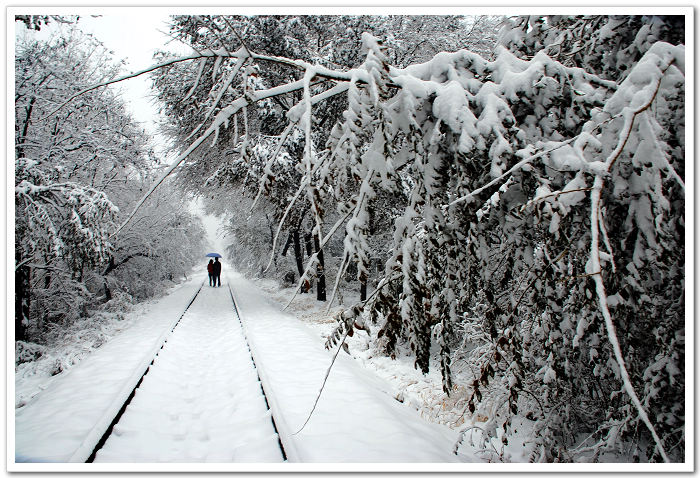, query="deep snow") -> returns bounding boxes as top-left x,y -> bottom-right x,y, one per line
12,267 -> 685,473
